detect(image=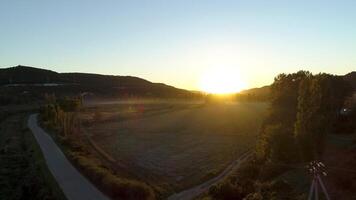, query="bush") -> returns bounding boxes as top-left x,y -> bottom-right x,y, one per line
244,193 -> 263,200
58,97 -> 82,112
70,152 -> 155,200
209,181 -> 246,200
